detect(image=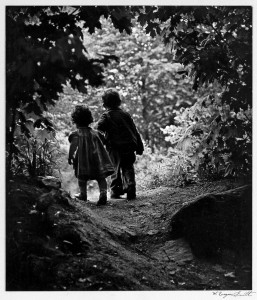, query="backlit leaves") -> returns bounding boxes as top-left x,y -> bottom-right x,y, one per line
7,5 -> 133,173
